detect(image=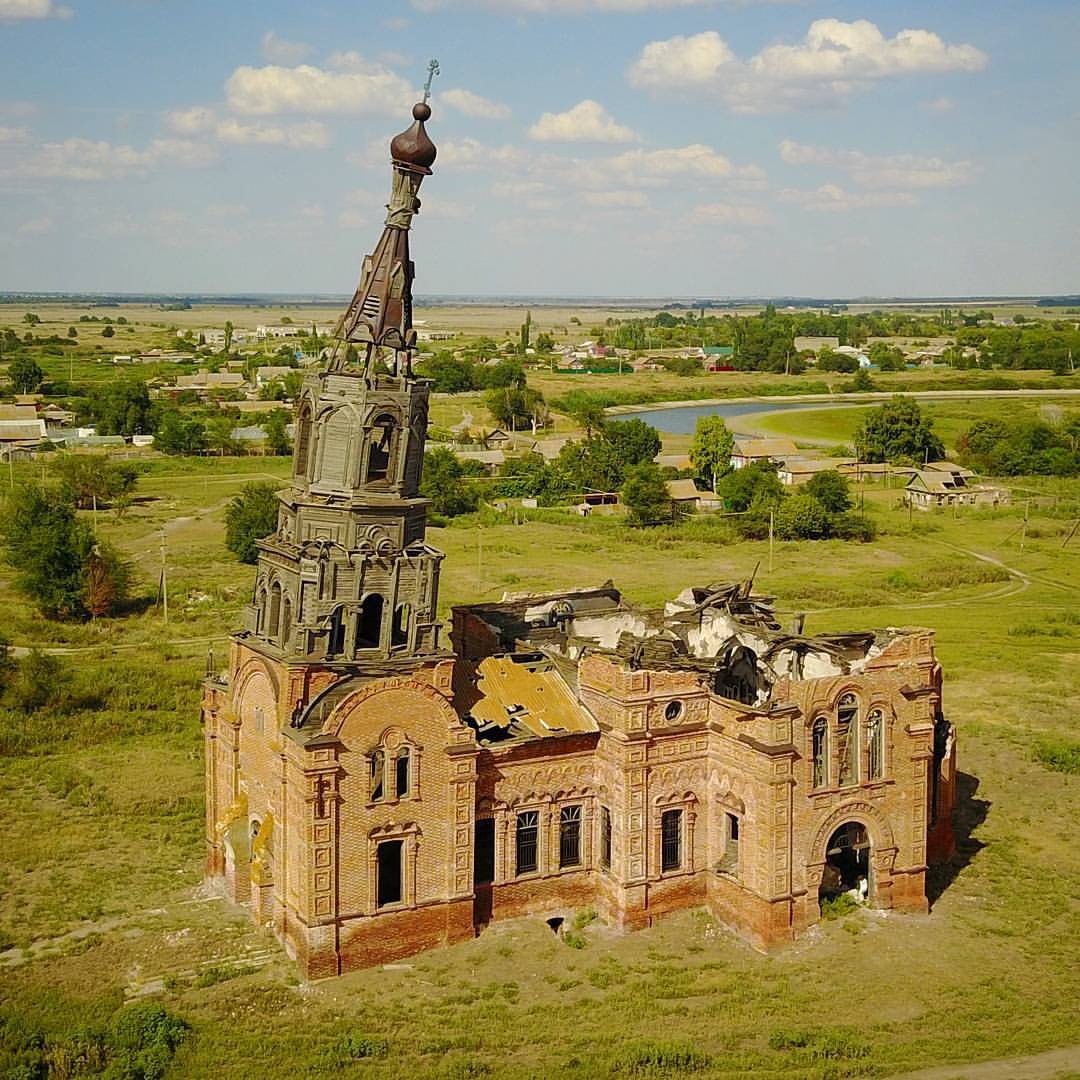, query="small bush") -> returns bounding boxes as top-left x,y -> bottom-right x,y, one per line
819,893 -> 859,919
321,1032 -> 389,1066
1033,738 -> 1080,775
612,1039 -> 711,1075
193,963 -> 256,988
572,907 -> 598,931
564,931 -> 587,949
